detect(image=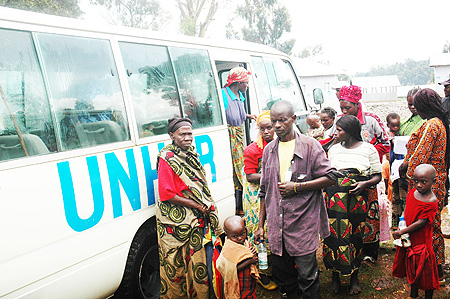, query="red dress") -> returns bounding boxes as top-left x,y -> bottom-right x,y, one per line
392,189 -> 439,290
